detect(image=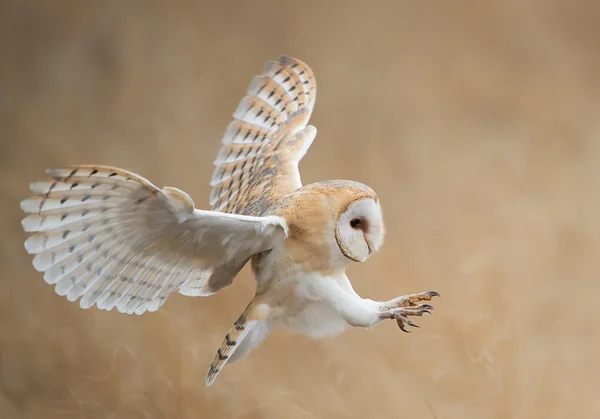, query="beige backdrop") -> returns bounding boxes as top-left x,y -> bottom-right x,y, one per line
1,1 -> 599,418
